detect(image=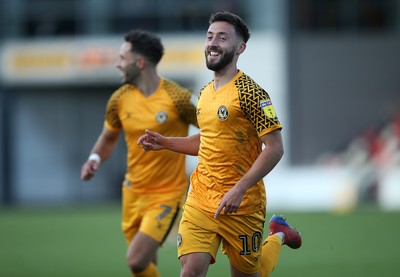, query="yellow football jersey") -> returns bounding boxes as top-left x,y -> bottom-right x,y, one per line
105,79 -> 197,194
187,70 -> 282,214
